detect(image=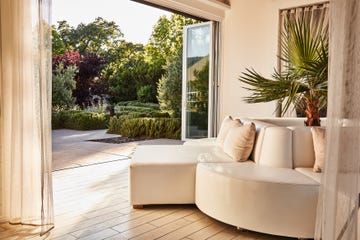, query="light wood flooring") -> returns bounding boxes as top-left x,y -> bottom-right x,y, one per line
0,158 -> 297,240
